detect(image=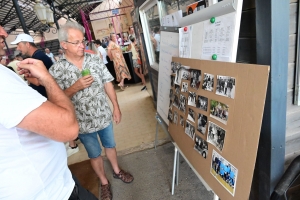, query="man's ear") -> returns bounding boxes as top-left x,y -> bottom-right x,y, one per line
60,42 -> 67,50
